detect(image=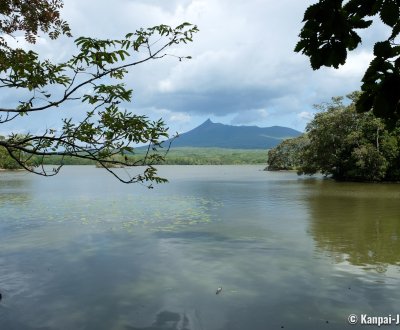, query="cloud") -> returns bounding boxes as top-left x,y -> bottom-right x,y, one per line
1,0 -> 391,135
231,109 -> 269,125
170,112 -> 191,123
298,111 -> 313,121
331,50 -> 374,79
